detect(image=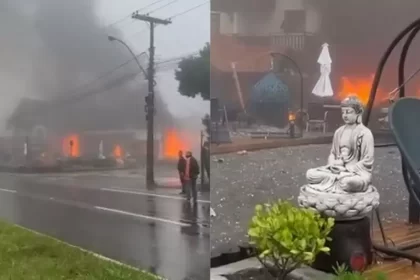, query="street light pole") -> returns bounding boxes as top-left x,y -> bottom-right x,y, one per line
108,36 -> 148,78
270,52 -> 304,131
108,35 -> 153,183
